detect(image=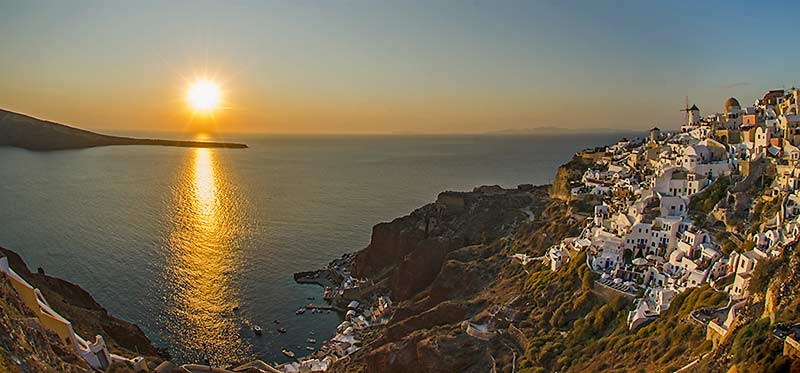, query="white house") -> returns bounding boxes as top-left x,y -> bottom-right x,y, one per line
659,195 -> 689,217
653,166 -> 709,197
727,249 -> 767,299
